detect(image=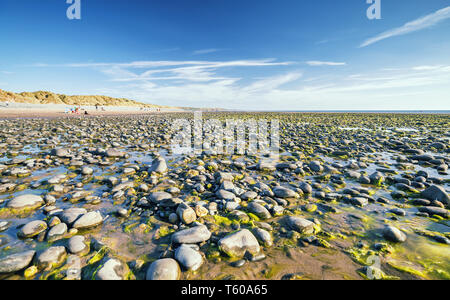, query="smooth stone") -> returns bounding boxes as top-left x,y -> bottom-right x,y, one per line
148,192 -> 173,203
51,148 -> 70,158
383,226 -> 407,243
309,161 -> 323,172
46,223 -> 68,242
389,208 -> 406,217
218,229 -> 260,258
68,235 -> 89,255
81,167 -> 94,175
273,186 -> 300,199
72,211 -> 103,229
421,185 -> 449,207
417,206 -> 449,218
174,244 -> 203,271
59,208 -> 88,225
350,197 -> 369,207
95,258 -> 129,280
176,203 -> 197,225
0,250 -> 35,273
216,189 -> 236,201
241,191 -> 258,200
146,258 -> 181,280
284,216 -> 315,235
105,148 -> 126,158
7,194 -> 44,210
252,228 -> 273,247
36,246 -> 67,270
18,220 -> 47,239
149,157 -> 168,174
171,225 -> 211,244
247,202 -> 272,219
